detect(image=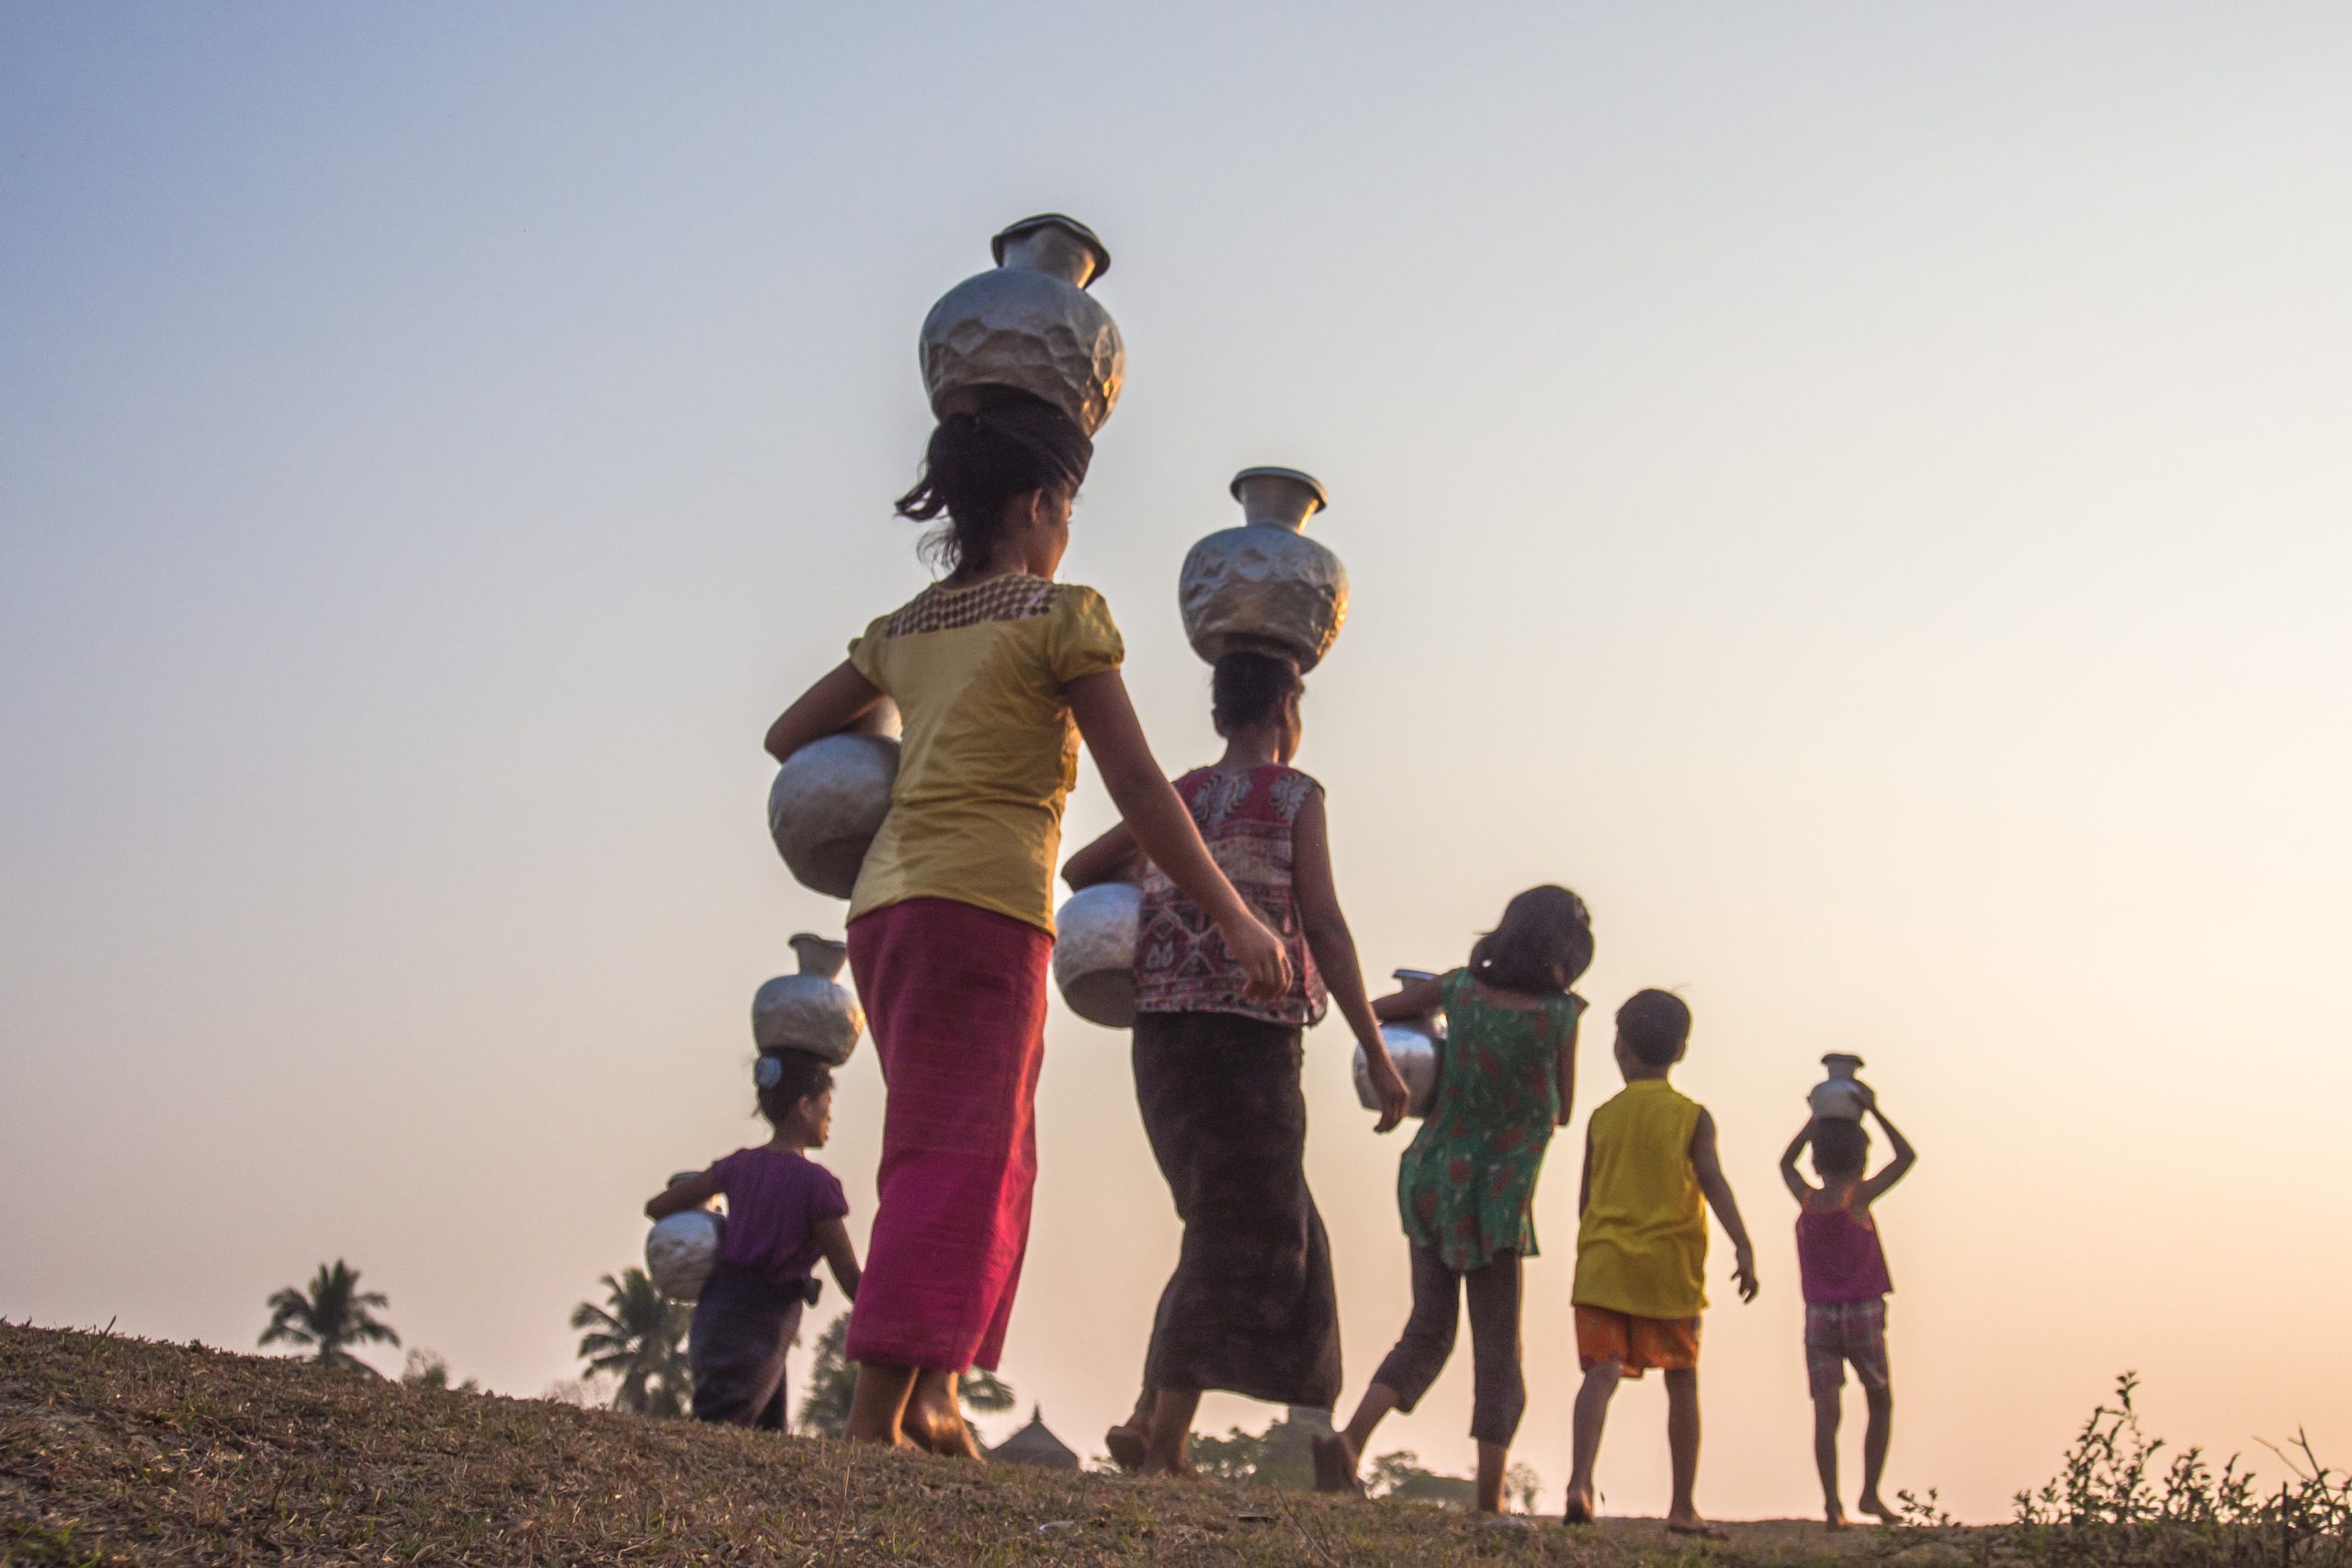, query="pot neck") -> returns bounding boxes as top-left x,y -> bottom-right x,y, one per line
789,935 -> 849,981
1233,473 -> 1323,533
999,224 -> 1101,288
